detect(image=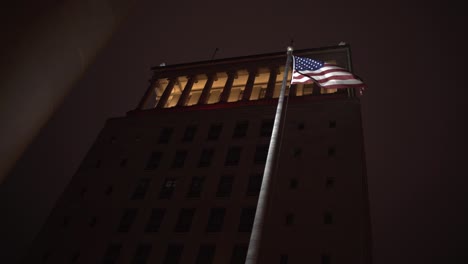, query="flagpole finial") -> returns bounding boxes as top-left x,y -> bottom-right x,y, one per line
287,46 -> 293,52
